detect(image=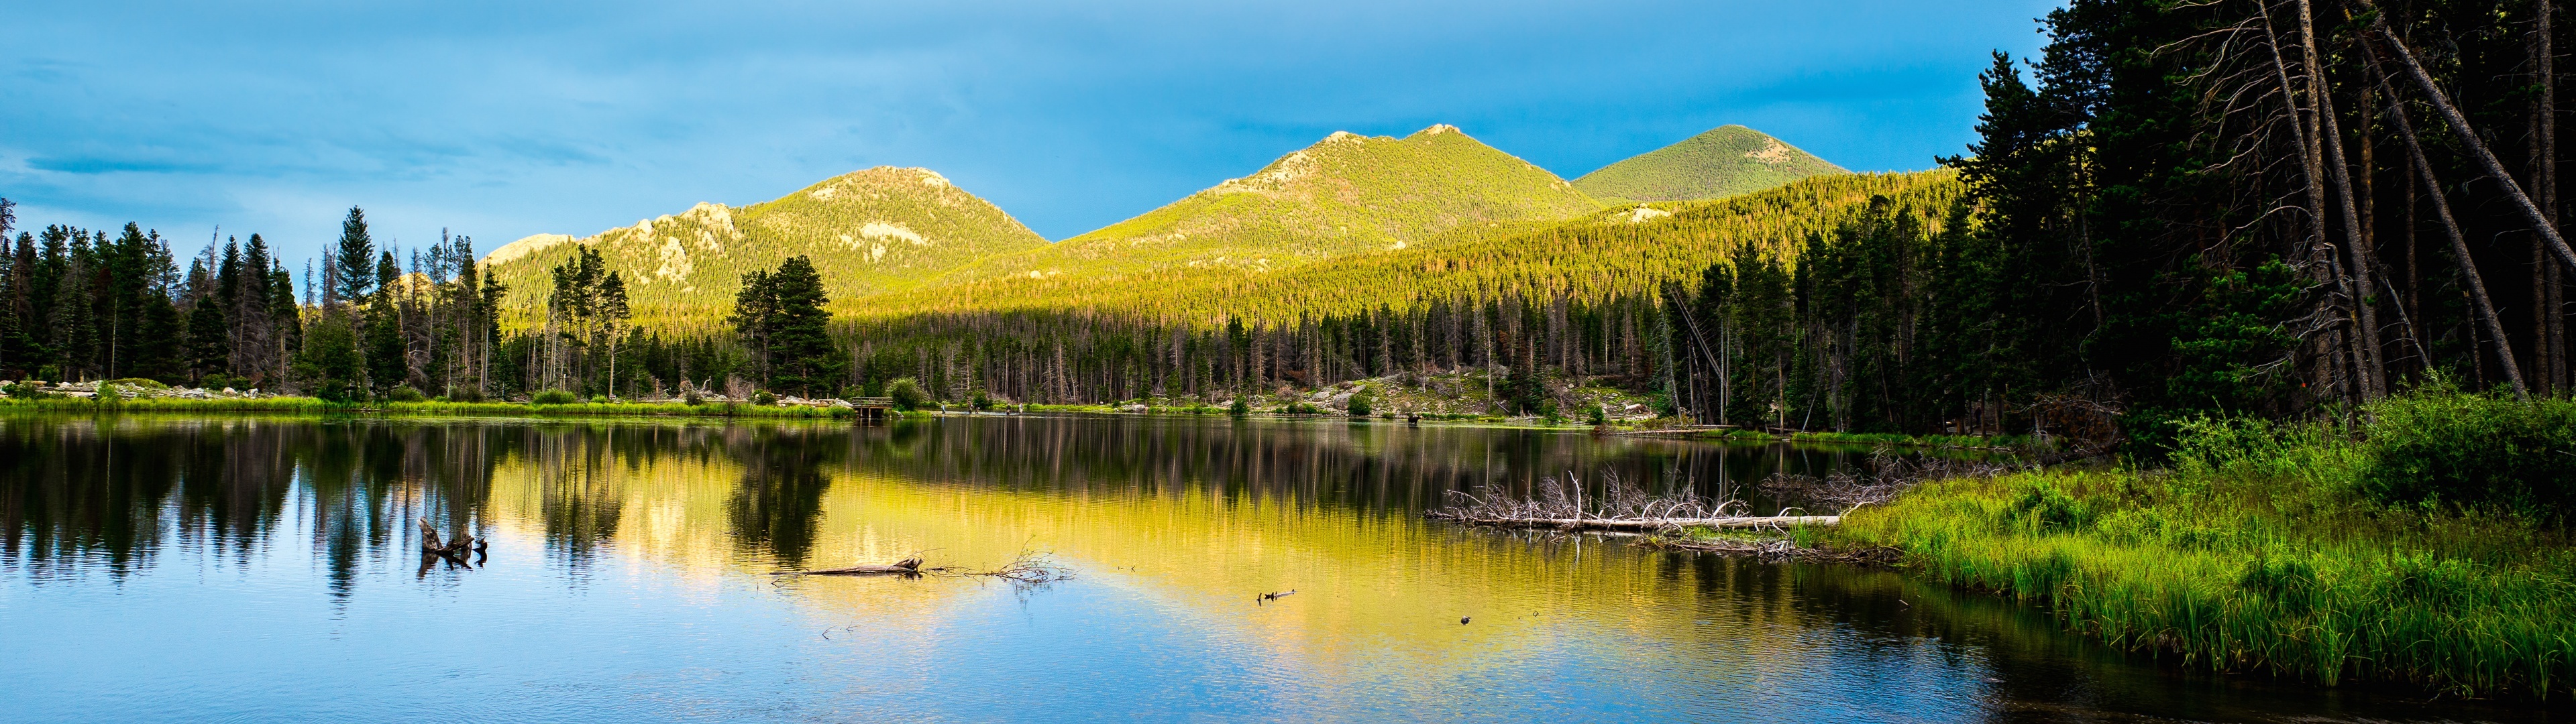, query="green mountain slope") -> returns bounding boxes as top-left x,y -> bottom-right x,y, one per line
482,166 -> 1047,328
908,125 -> 1607,289
1573,125 -> 1847,202
848,170 -> 1958,323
